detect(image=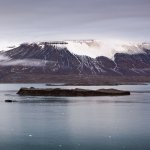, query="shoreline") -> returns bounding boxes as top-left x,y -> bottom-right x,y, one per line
0,82 -> 148,86
0,75 -> 150,86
